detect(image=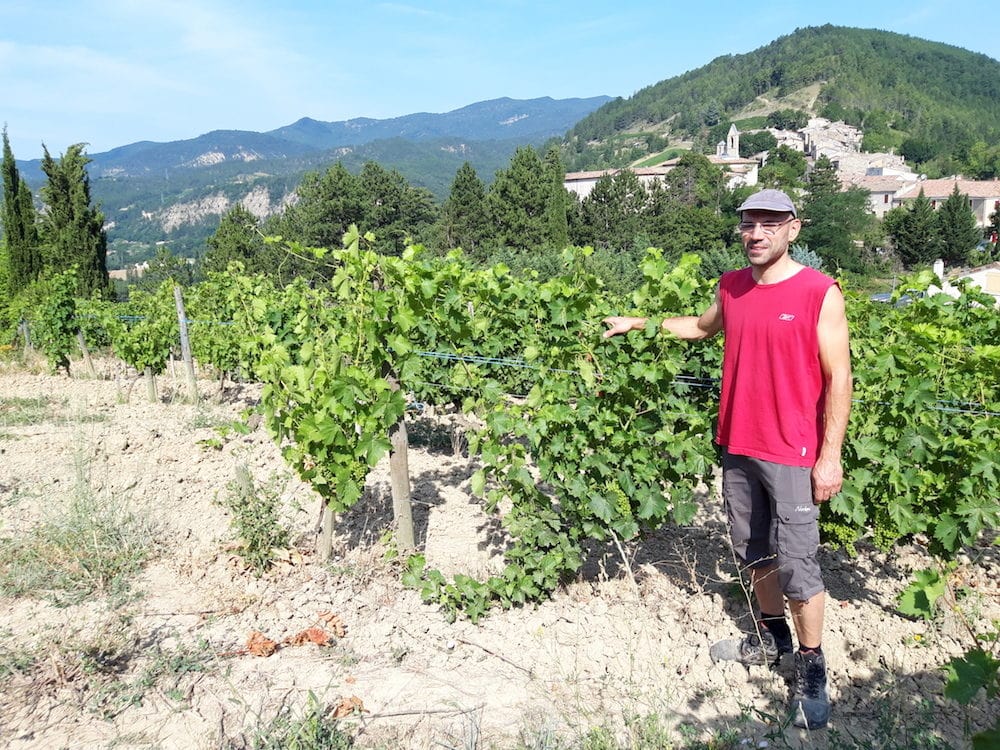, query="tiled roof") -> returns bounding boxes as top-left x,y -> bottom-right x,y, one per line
897,178 -> 1000,199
